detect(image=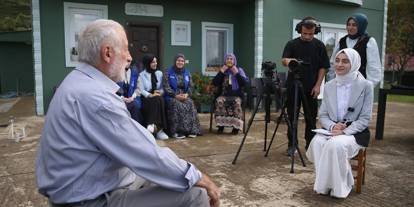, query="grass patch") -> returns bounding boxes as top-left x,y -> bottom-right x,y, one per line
387,95 -> 414,103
